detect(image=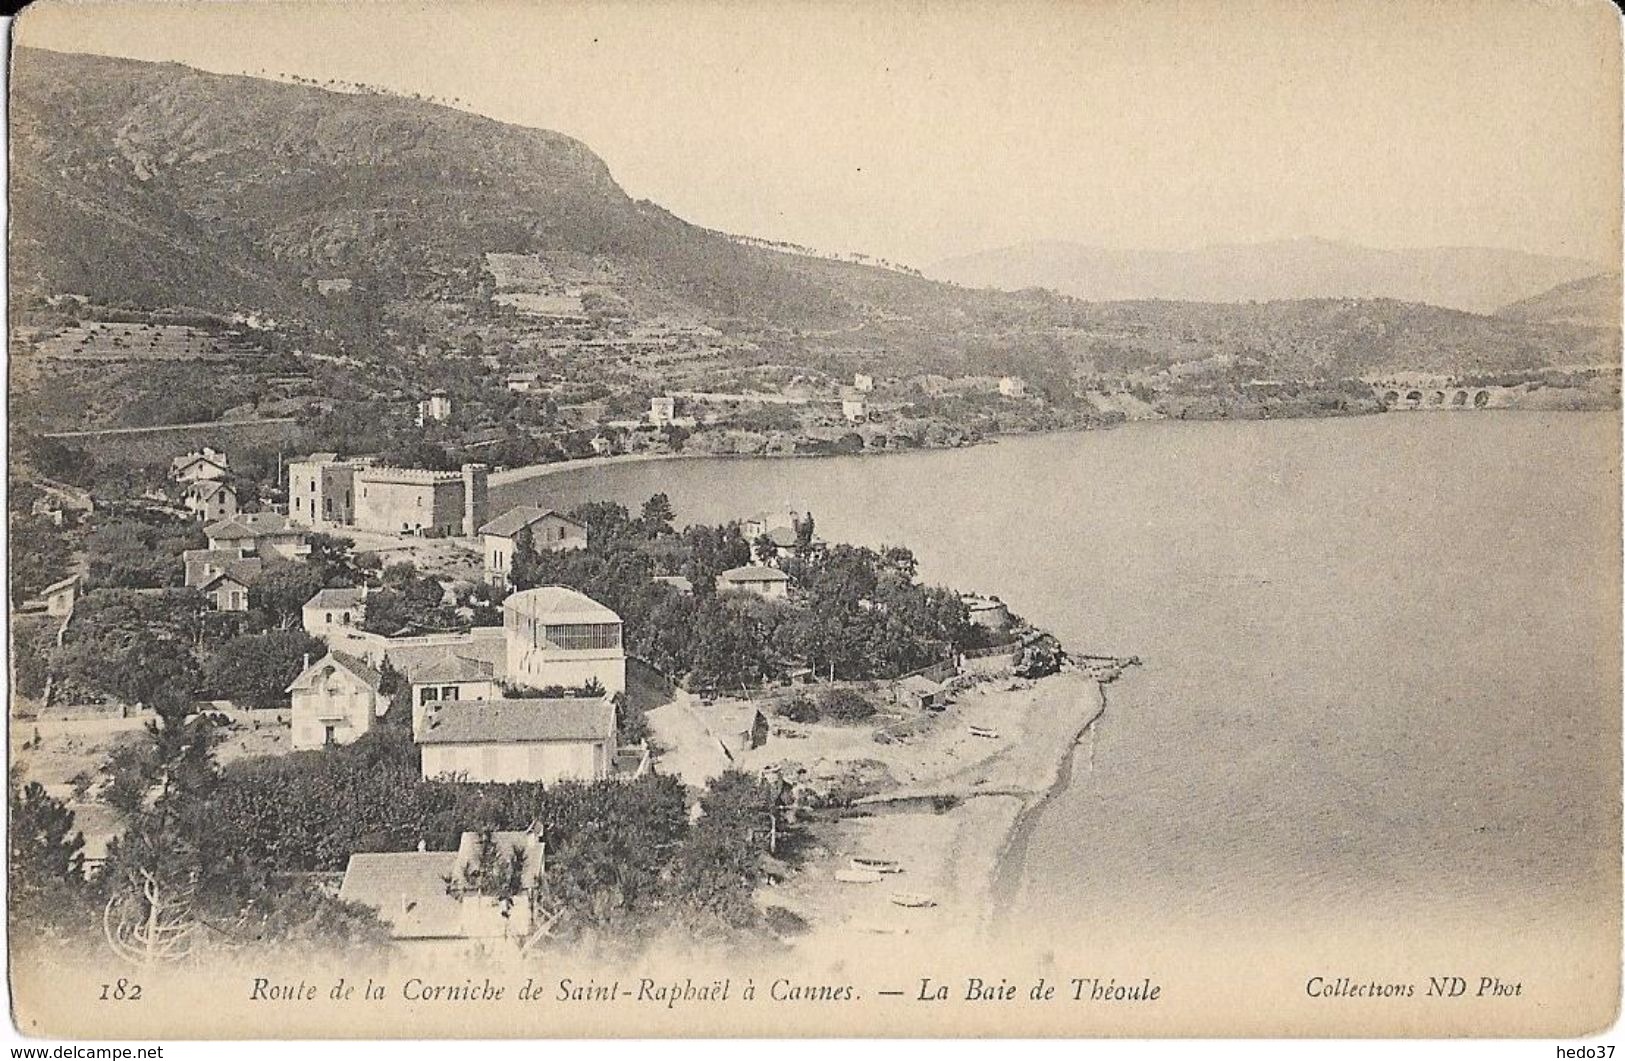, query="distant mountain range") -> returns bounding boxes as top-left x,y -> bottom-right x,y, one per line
929,239 -> 1609,315
1495,271 -> 1621,329
8,46 -> 1619,405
